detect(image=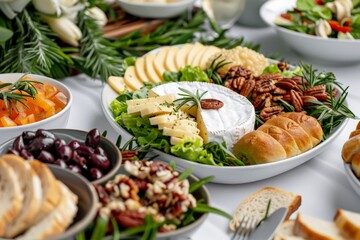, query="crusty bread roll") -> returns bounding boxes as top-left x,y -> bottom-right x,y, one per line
0,160 -> 23,237
257,125 -> 301,158
229,187 -> 301,232
349,129 -> 360,139
265,116 -> 313,153
29,160 -> 61,223
232,131 -> 287,164
1,154 -> 42,238
334,209 -> 360,239
233,113 -> 322,164
342,134 -> 360,164
280,112 -> 323,146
